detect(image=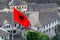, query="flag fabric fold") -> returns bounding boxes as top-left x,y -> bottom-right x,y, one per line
14,8 -> 30,28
